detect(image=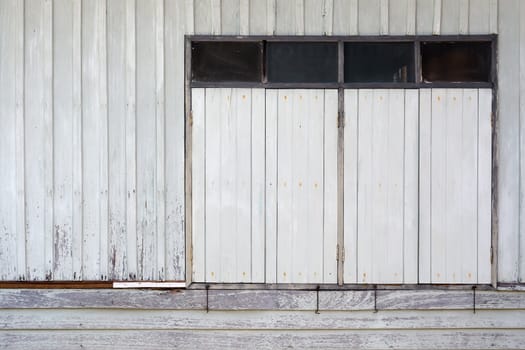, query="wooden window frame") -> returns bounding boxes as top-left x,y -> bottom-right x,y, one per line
185,35 -> 499,289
